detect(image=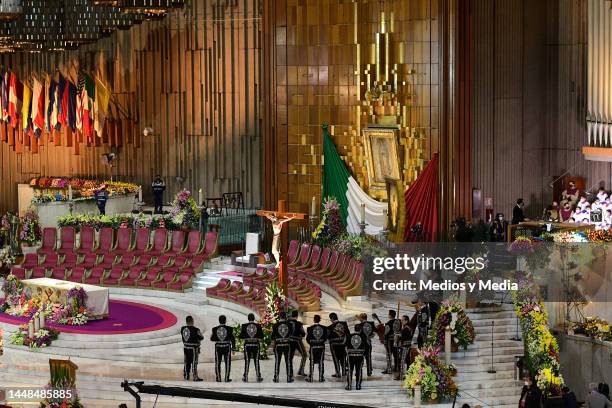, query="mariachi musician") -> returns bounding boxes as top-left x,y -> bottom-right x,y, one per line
398,314 -> 415,380
355,313 -> 376,377
382,309 -> 402,376
327,312 -> 350,378
411,297 -> 439,348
